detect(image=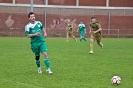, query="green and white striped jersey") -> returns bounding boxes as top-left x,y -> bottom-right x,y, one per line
78,24 -> 86,31
25,21 -> 45,43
